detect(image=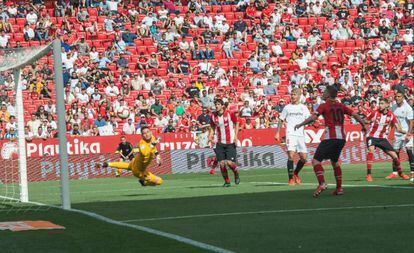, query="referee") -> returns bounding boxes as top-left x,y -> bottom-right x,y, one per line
115,136 -> 134,177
